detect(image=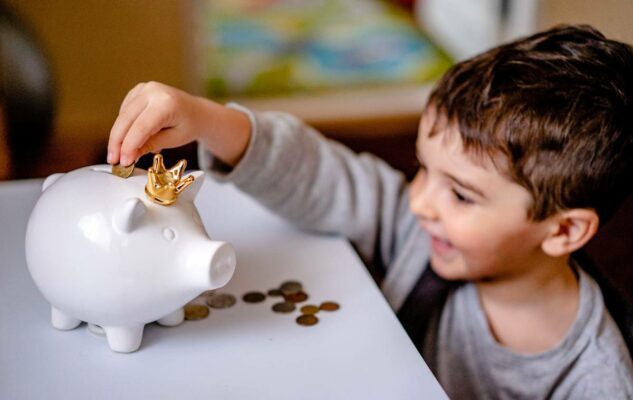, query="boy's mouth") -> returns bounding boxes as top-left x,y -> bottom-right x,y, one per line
430,234 -> 456,258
